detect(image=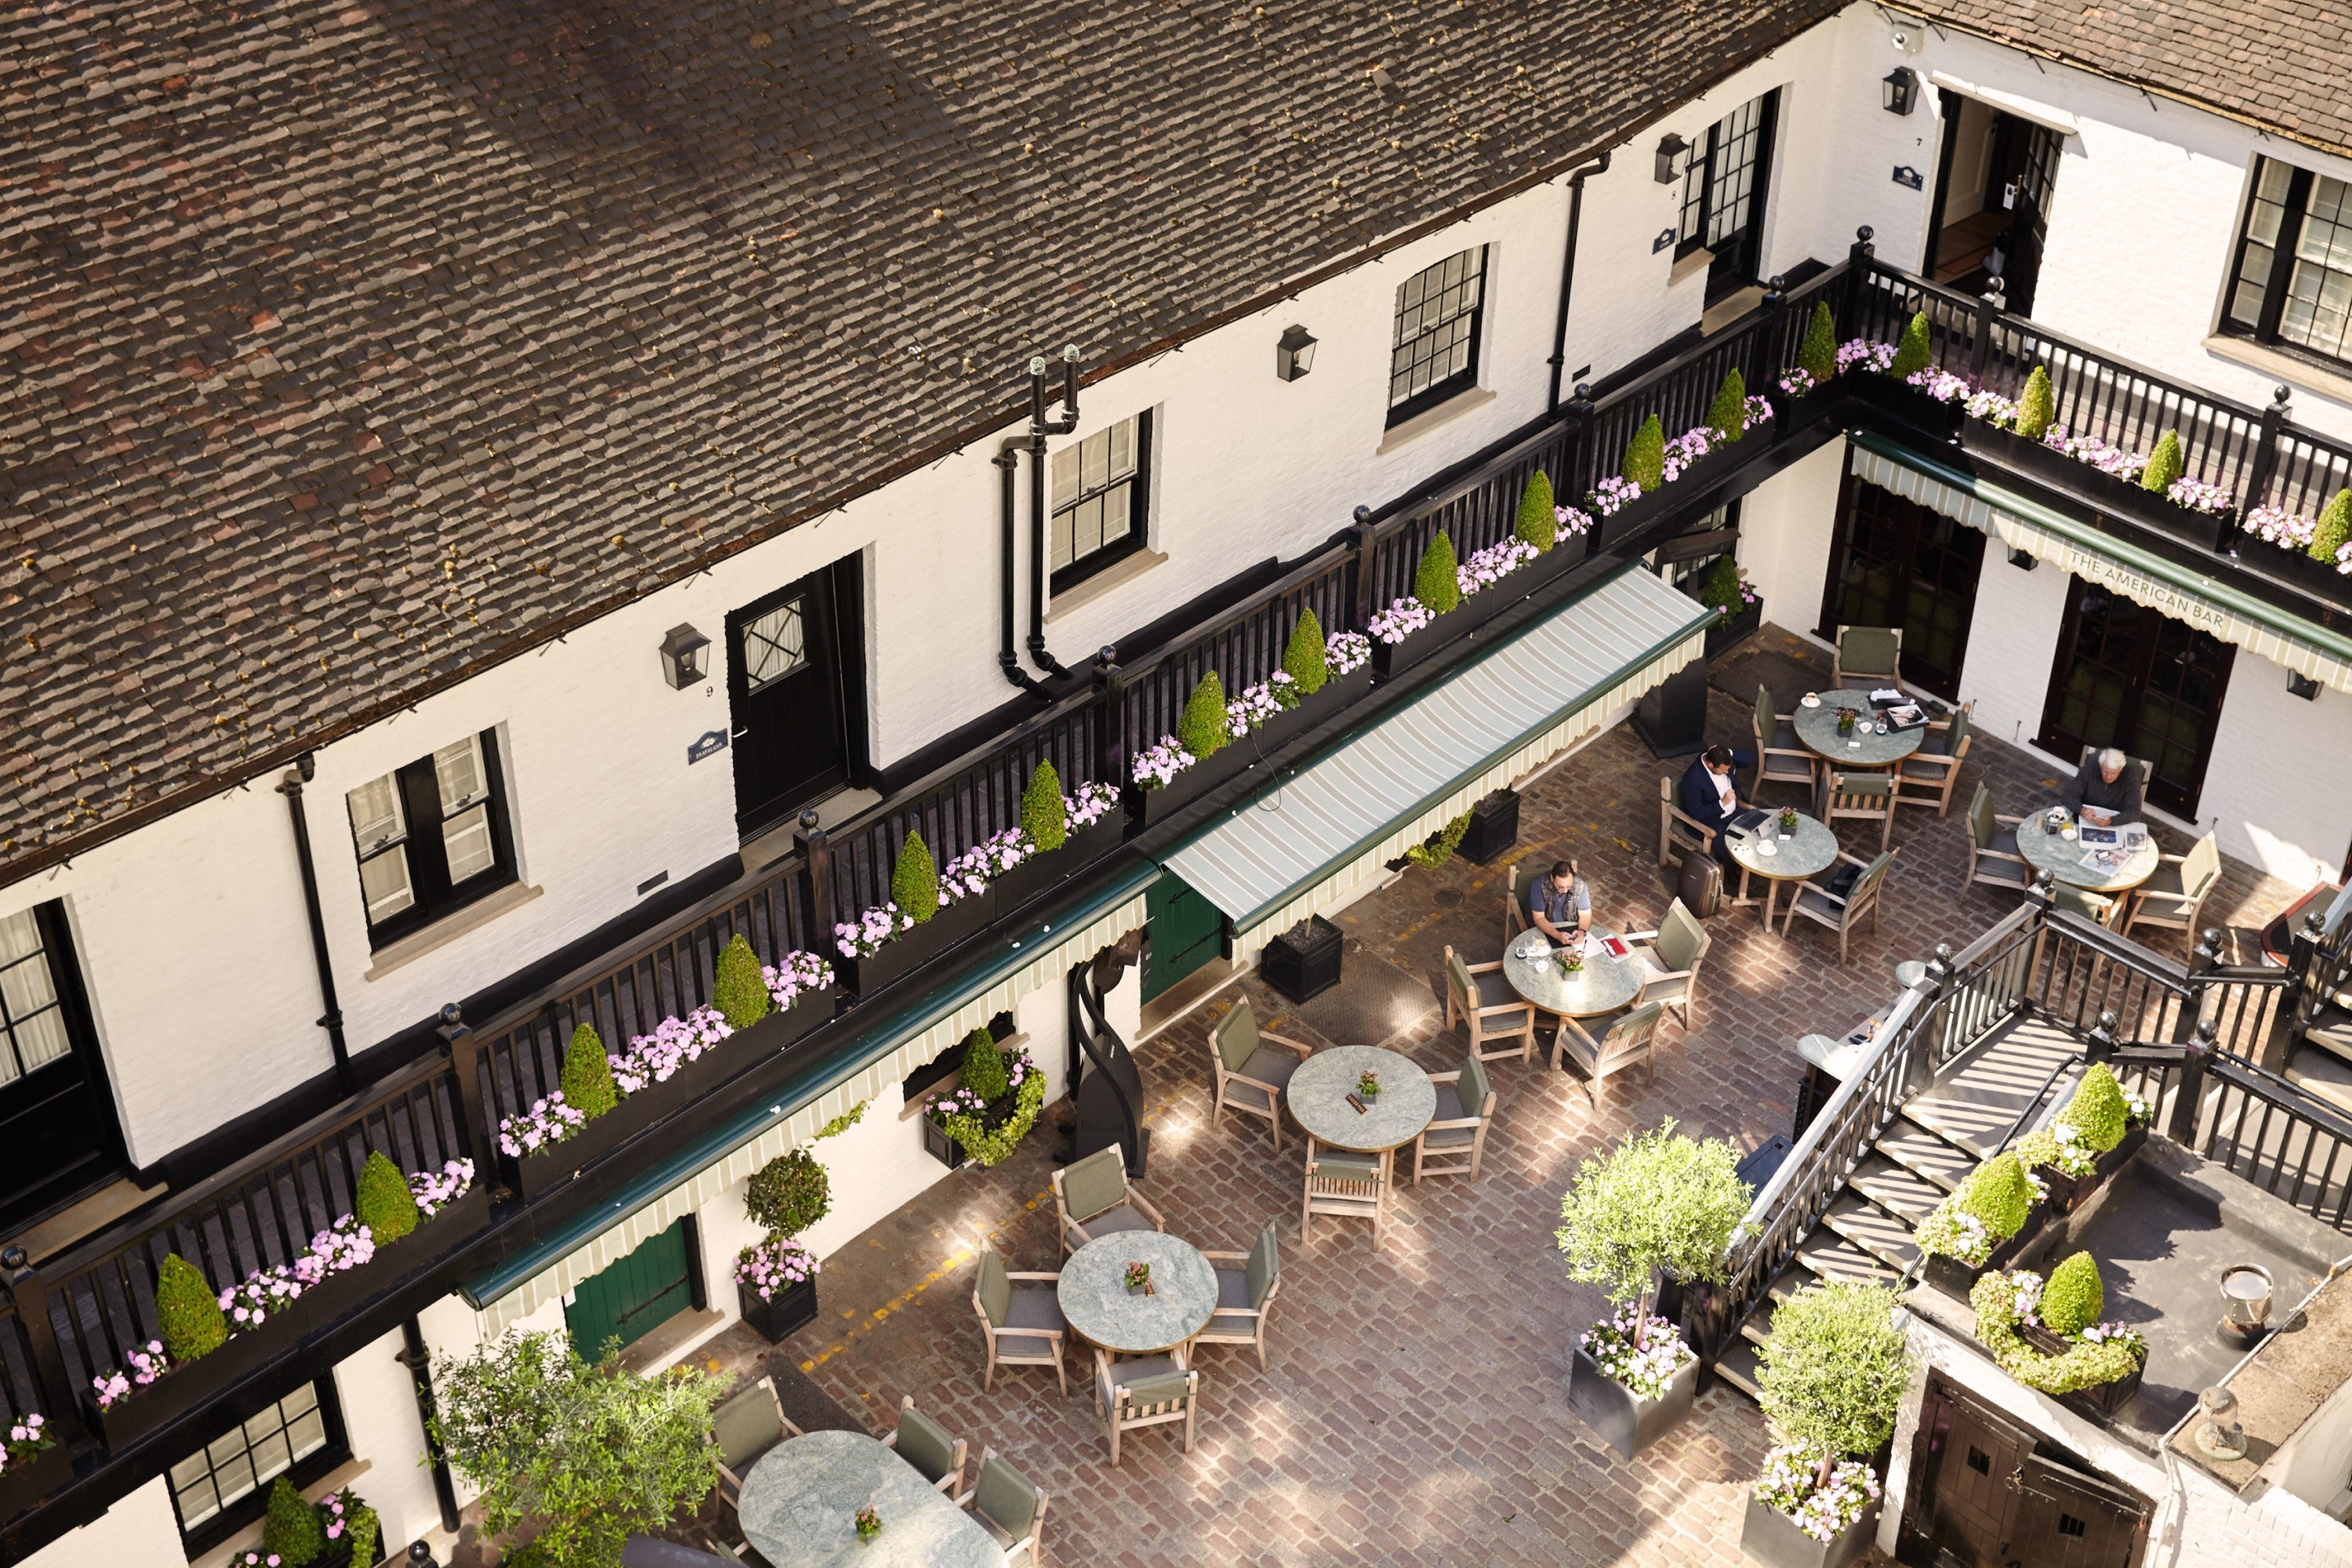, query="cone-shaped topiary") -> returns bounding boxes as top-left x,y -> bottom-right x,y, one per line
155,1252 -> 227,1363
1706,368 -> 1749,441
1890,311 -> 1933,379
1621,415 -> 1666,492
2142,430 -> 2184,494
263,1475 -> 326,1566
891,831 -> 940,923
354,1149 -> 420,1246
1176,672 -> 1229,759
711,933 -> 771,1030
1515,470 -> 1559,551
745,1147 -> 830,1236
961,1027 -> 1010,1102
1961,1151 -> 2035,1239
1797,302 -> 1838,384
559,1022 -> 618,1118
2060,1063 -> 2131,1153
1414,532 -> 1463,614
2309,489 -> 2352,564
1021,760 -> 1068,851
1281,610 -> 1330,696
2015,366 -> 2056,440
2042,1252 -> 2105,1337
